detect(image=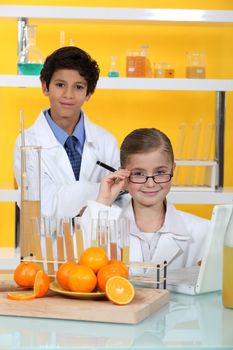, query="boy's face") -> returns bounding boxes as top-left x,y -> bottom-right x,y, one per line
125,149 -> 175,209
42,69 -> 91,126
